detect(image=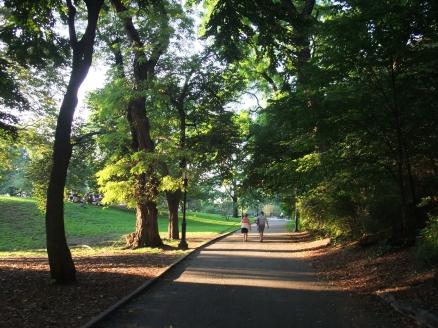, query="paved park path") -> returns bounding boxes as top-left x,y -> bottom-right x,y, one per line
95,220 -> 405,328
